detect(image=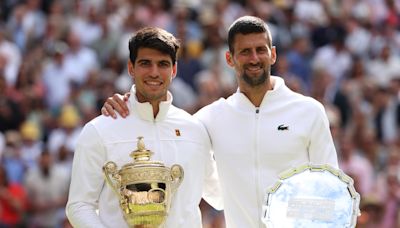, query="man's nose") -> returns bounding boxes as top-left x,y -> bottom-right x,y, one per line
149,64 -> 160,77
248,50 -> 260,63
